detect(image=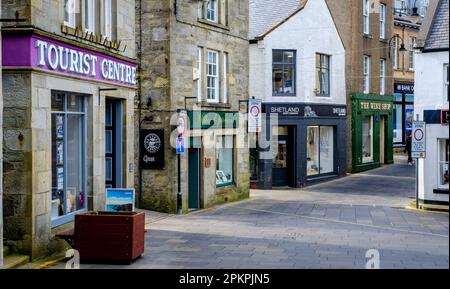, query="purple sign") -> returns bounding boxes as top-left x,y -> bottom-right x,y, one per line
2,33 -> 137,87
